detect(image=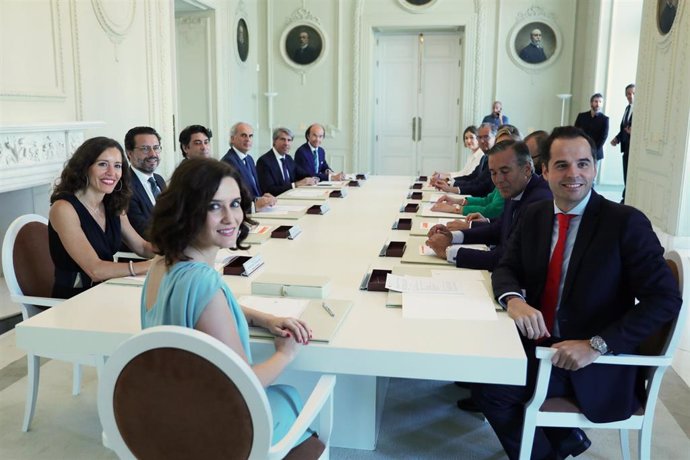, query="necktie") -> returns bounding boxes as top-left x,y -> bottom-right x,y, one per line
624,105 -> 632,125
313,149 -> 319,174
540,213 -> 575,334
280,157 -> 290,182
243,158 -> 259,196
148,177 -> 160,198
